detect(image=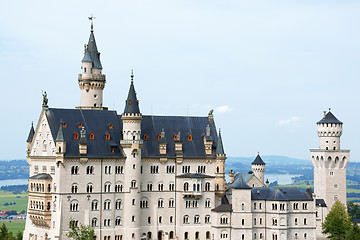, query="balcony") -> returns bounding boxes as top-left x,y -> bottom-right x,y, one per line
182,191 -> 202,199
